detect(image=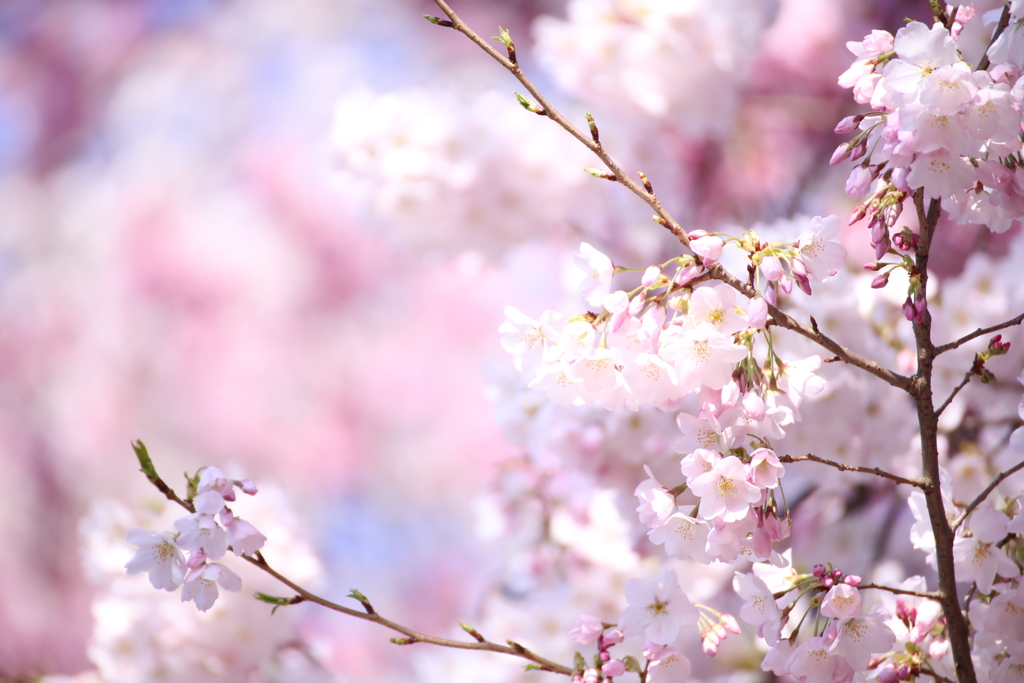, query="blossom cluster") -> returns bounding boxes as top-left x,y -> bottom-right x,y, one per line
496,219 -> 853,672
735,562 -> 899,682
837,7 -> 1024,251
125,467 -> 266,612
